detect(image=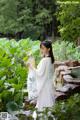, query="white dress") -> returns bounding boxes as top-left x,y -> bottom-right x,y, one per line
27,69 -> 37,100
30,57 -> 55,111
27,56 -> 37,100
